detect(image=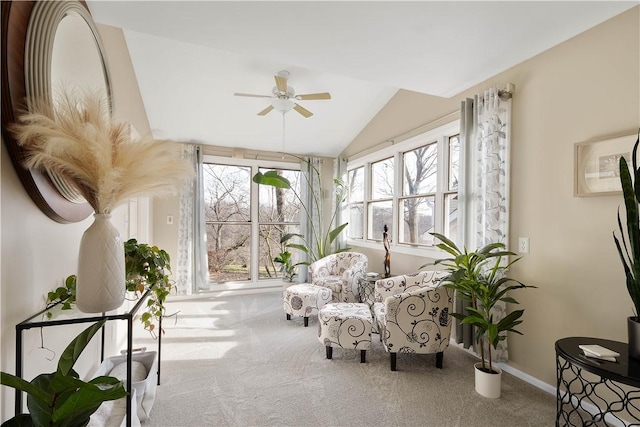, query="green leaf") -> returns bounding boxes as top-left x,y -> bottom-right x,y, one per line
280,233 -> 303,244
328,223 -> 348,245
252,171 -> 291,188
0,414 -> 33,426
0,373 -> 52,403
52,381 -> 126,423
57,320 -> 106,376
